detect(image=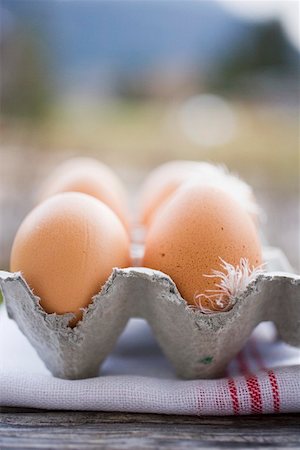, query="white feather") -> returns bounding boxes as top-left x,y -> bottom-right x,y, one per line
191,258 -> 265,314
